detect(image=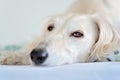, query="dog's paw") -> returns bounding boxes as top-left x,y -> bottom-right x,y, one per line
0,52 -> 30,65
0,52 -> 20,65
